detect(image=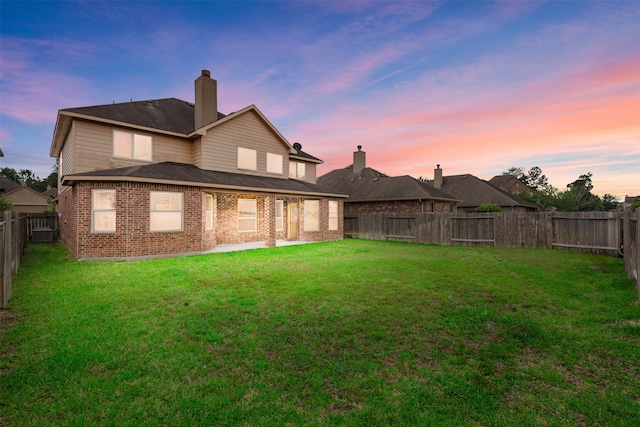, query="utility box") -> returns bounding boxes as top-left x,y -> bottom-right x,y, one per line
32,227 -> 55,243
